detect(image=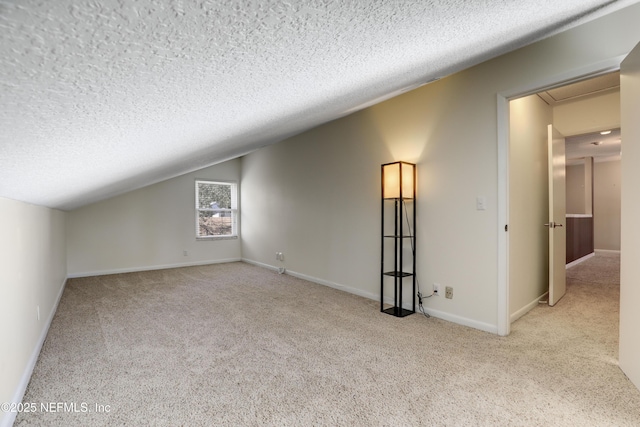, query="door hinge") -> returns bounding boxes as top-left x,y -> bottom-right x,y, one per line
505,224 -> 508,232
